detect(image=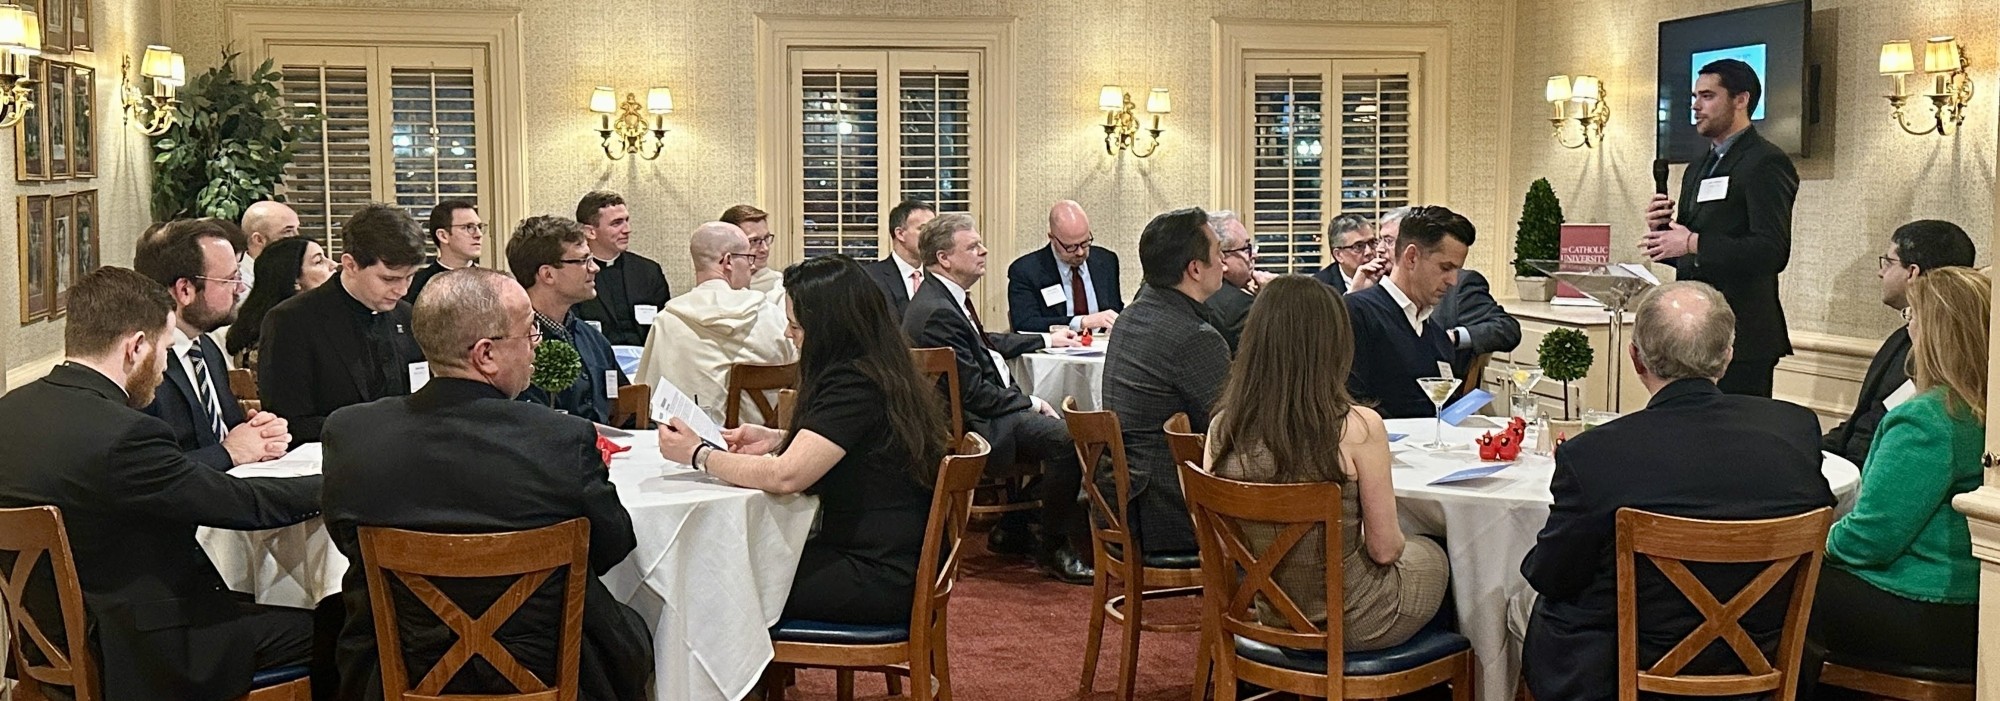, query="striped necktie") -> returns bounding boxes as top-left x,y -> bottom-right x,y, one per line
186,346 -> 227,440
